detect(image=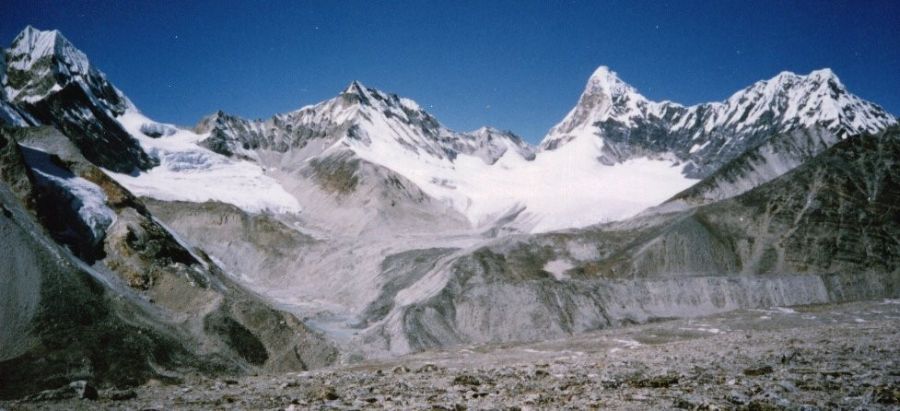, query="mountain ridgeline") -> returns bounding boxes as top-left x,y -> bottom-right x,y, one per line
0,25 -> 897,397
